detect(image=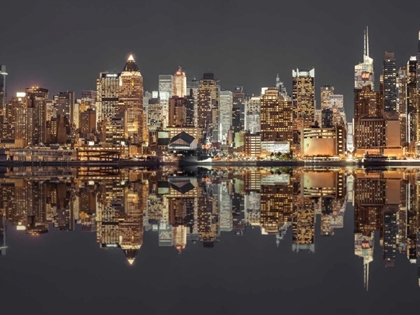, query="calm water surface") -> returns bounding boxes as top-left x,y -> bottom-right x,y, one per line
0,166 -> 419,315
